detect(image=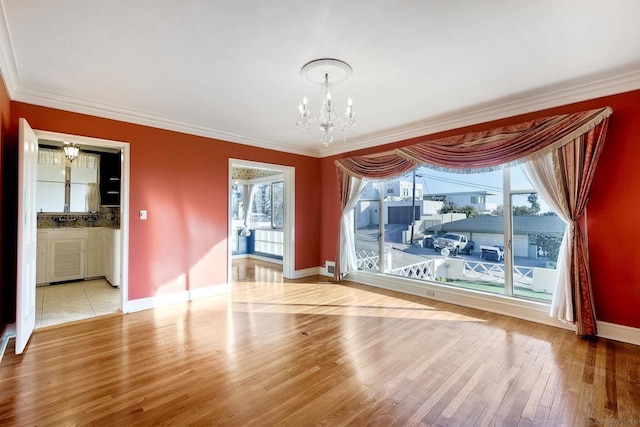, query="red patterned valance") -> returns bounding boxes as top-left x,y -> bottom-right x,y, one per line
335,107 -> 612,177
